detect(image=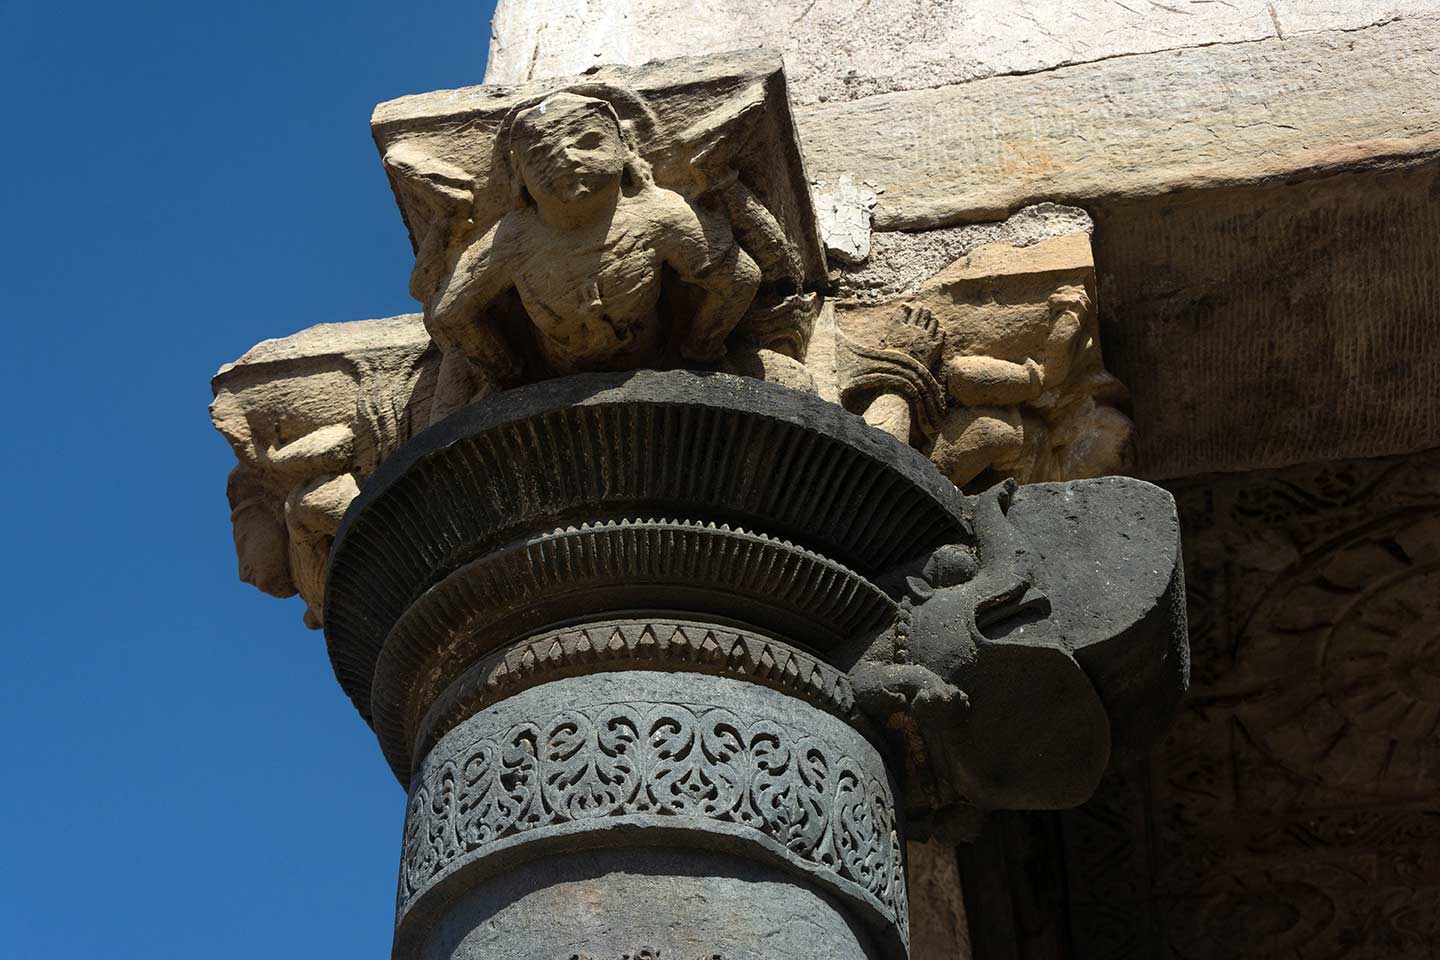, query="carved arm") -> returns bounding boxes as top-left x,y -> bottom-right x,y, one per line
424,221 -> 521,380
660,196 -> 762,362
946,354 -> 1043,407
263,423 -> 355,479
